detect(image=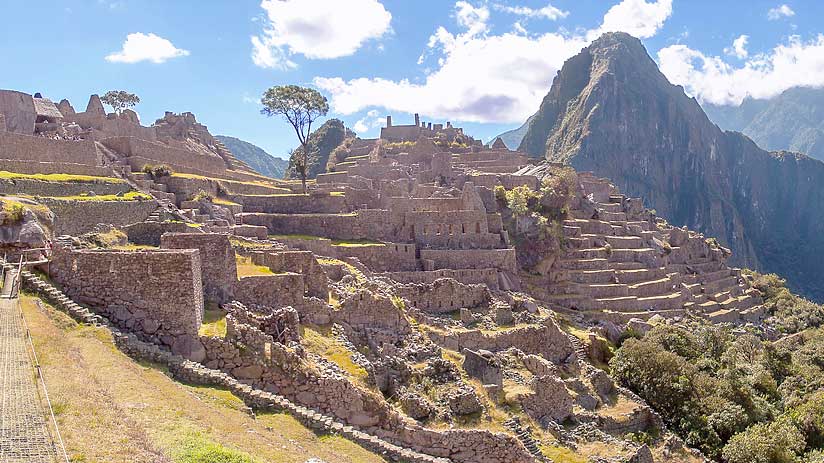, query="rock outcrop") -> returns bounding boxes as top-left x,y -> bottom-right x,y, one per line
518,32 -> 824,301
